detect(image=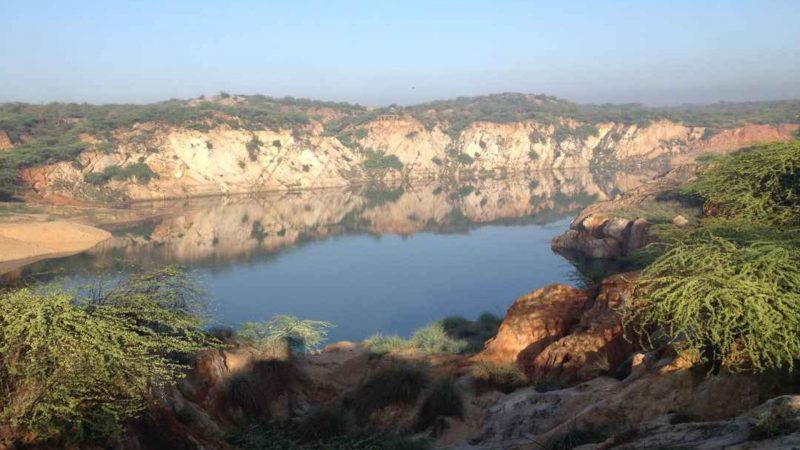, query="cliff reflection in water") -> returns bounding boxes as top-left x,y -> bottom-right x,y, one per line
86,168 -> 657,268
